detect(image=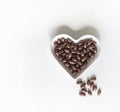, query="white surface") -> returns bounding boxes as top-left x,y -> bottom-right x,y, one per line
0,0 -> 120,112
